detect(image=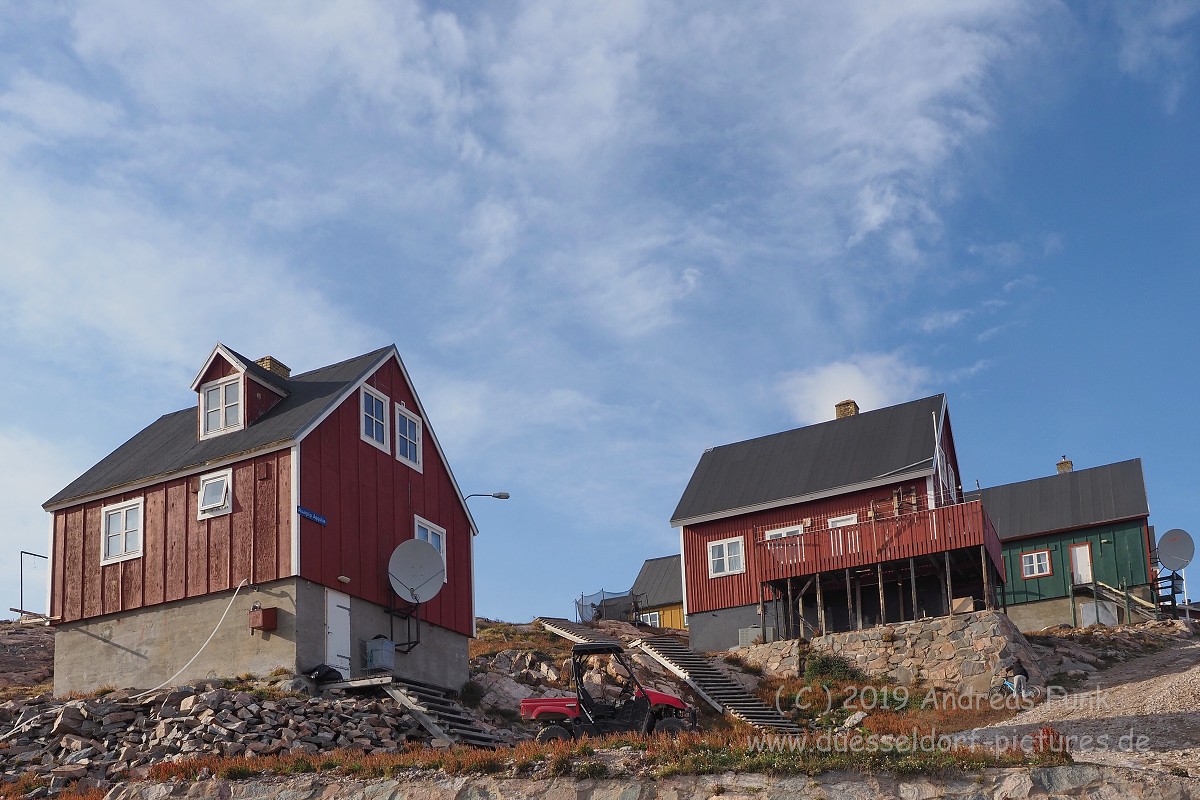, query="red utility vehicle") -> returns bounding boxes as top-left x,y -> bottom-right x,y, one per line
520,642 -> 697,742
